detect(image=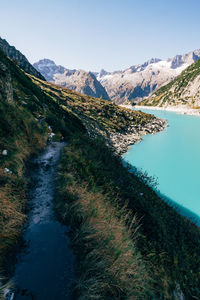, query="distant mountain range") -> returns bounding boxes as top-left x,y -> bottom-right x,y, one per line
0,37 -> 45,80
34,49 -> 200,104
1,36 -> 200,105
33,59 -> 109,100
